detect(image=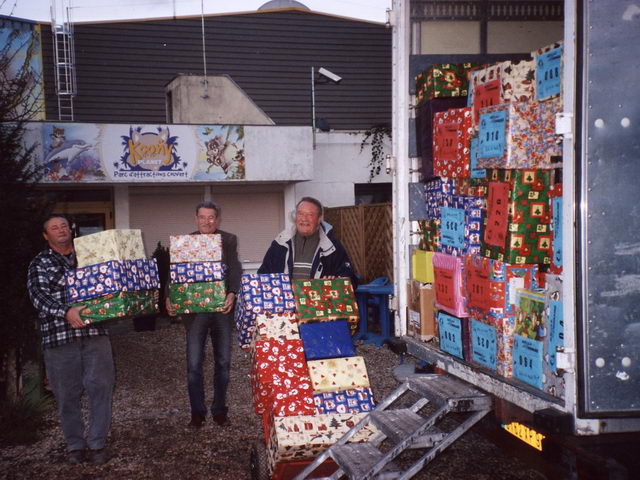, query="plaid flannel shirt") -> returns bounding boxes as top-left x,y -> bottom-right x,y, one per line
27,248 -> 106,349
